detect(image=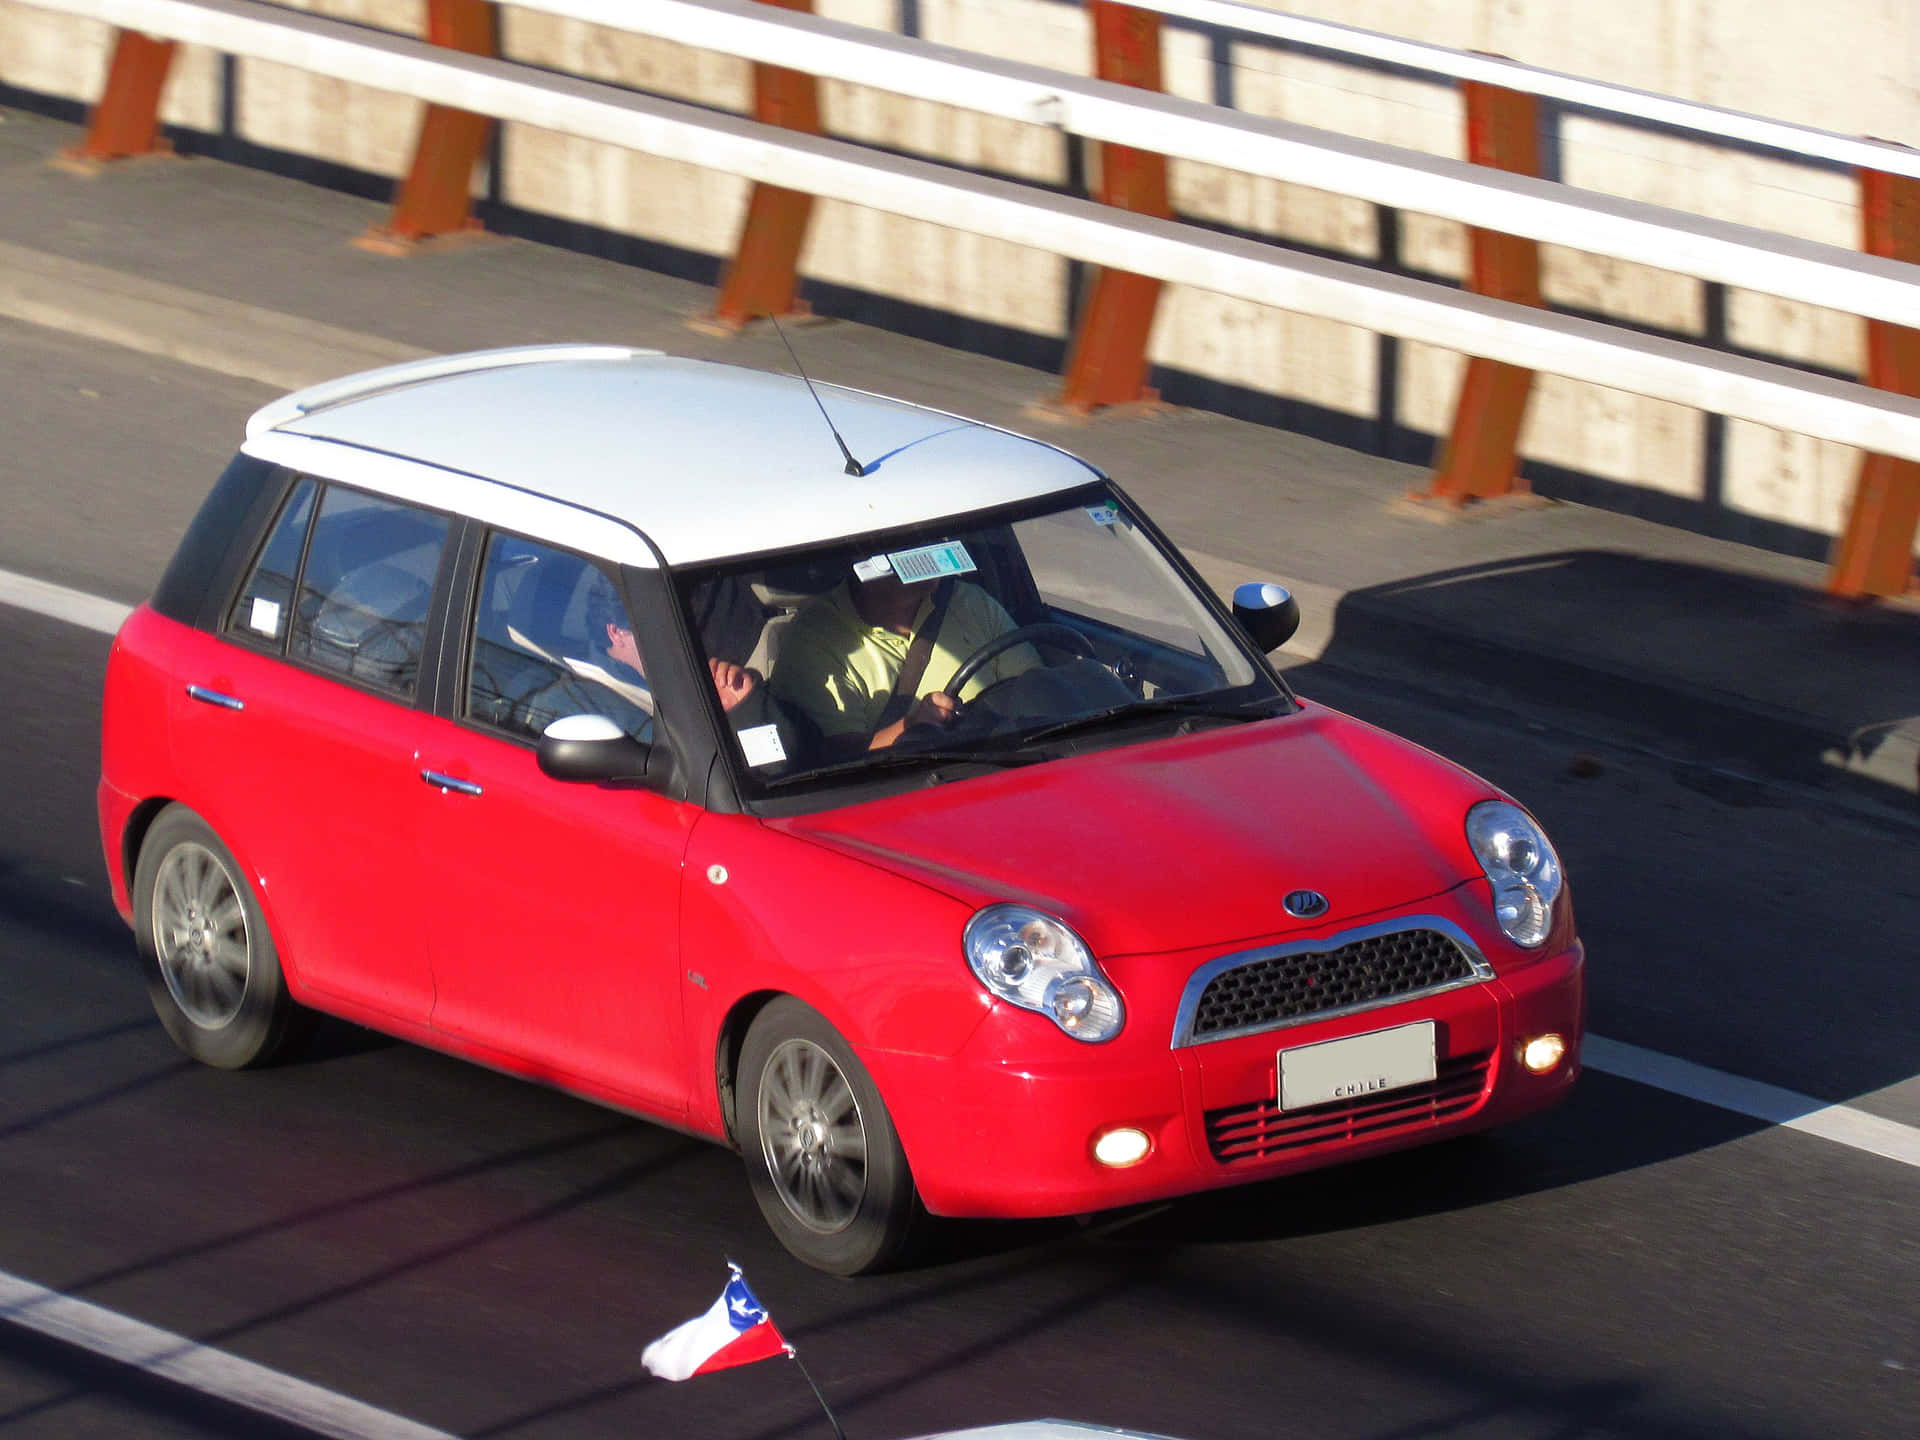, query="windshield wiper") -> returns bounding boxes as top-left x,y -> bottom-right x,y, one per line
762,745 -> 1033,790
1019,693 -> 1285,746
